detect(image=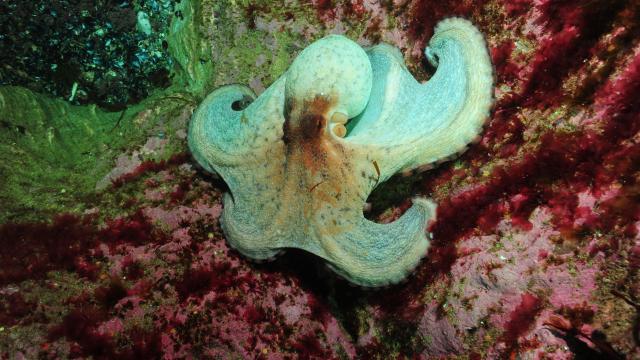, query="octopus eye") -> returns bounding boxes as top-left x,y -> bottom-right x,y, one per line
332,124 -> 347,137
330,112 -> 348,124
